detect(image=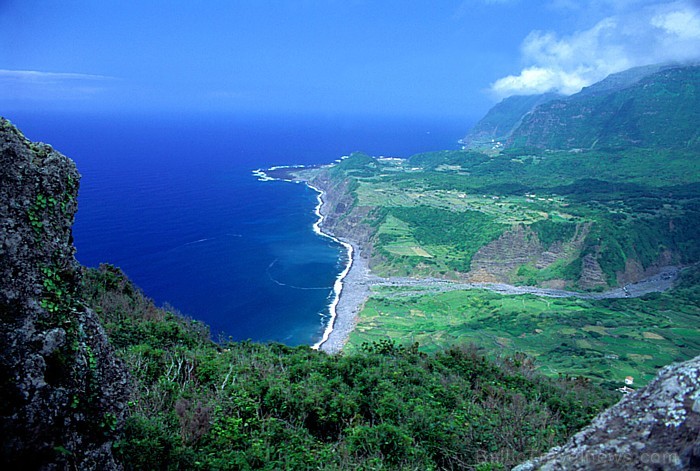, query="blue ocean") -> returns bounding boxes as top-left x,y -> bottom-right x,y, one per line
11,112 -> 468,345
